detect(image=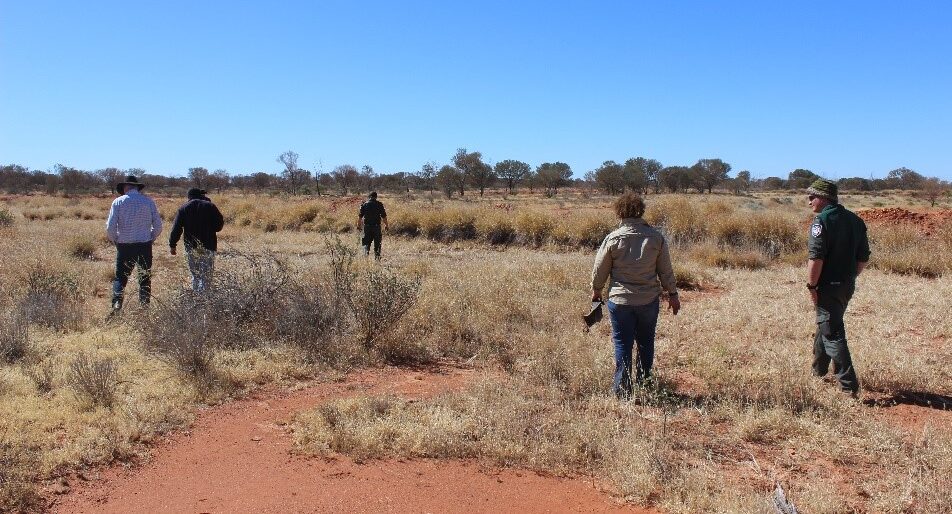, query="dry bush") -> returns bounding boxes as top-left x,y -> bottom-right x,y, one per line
138,295 -> 216,381
329,239 -> 421,351
687,243 -> 768,270
474,212 -> 516,245
65,234 -> 97,260
140,249 -> 353,377
0,442 -> 43,513
419,208 -> 477,242
22,262 -> 84,330
387,207 -> 421,237
514,210 -> 555,247
275,203 -> 323,231
66,352 -> 121,409
672,262 -> 711,291
550,214 -> 615,249
644,196 -> 704,244
271,280 -> 350,365
870,224 -> 947,277
742,211 -> 804,257
0,308 -> 30,364
0,208 -> 13,227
